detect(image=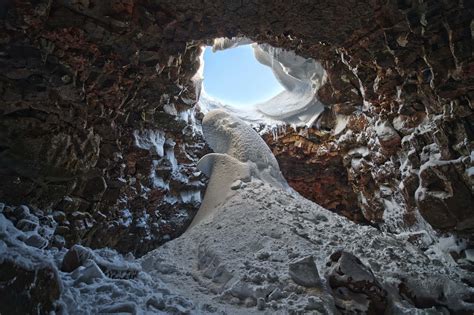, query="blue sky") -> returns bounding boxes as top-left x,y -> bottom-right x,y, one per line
203,45 -> 284,108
